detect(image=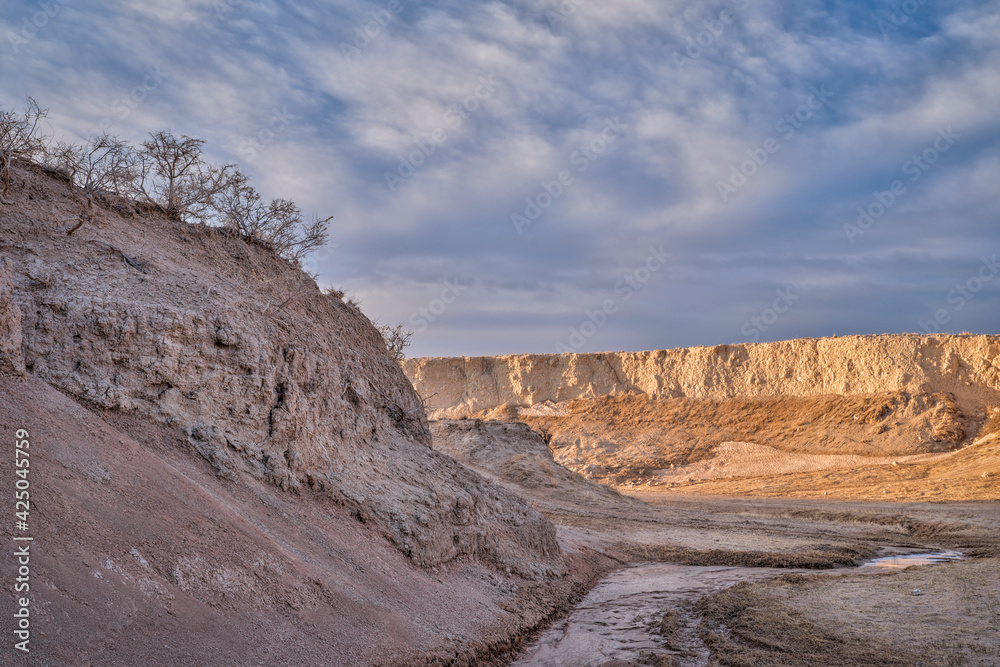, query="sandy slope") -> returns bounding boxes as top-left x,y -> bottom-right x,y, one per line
674,431 -> 1000,501
0,162 -> 562,576
652,440 -> 949,484
430,417 -> 1000,665
0,374 -> 614,666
